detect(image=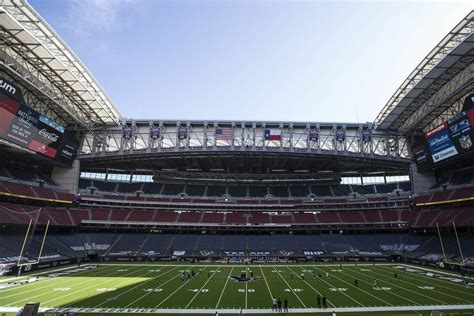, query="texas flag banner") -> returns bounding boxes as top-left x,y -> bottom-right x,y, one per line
264,129 -> 281,141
